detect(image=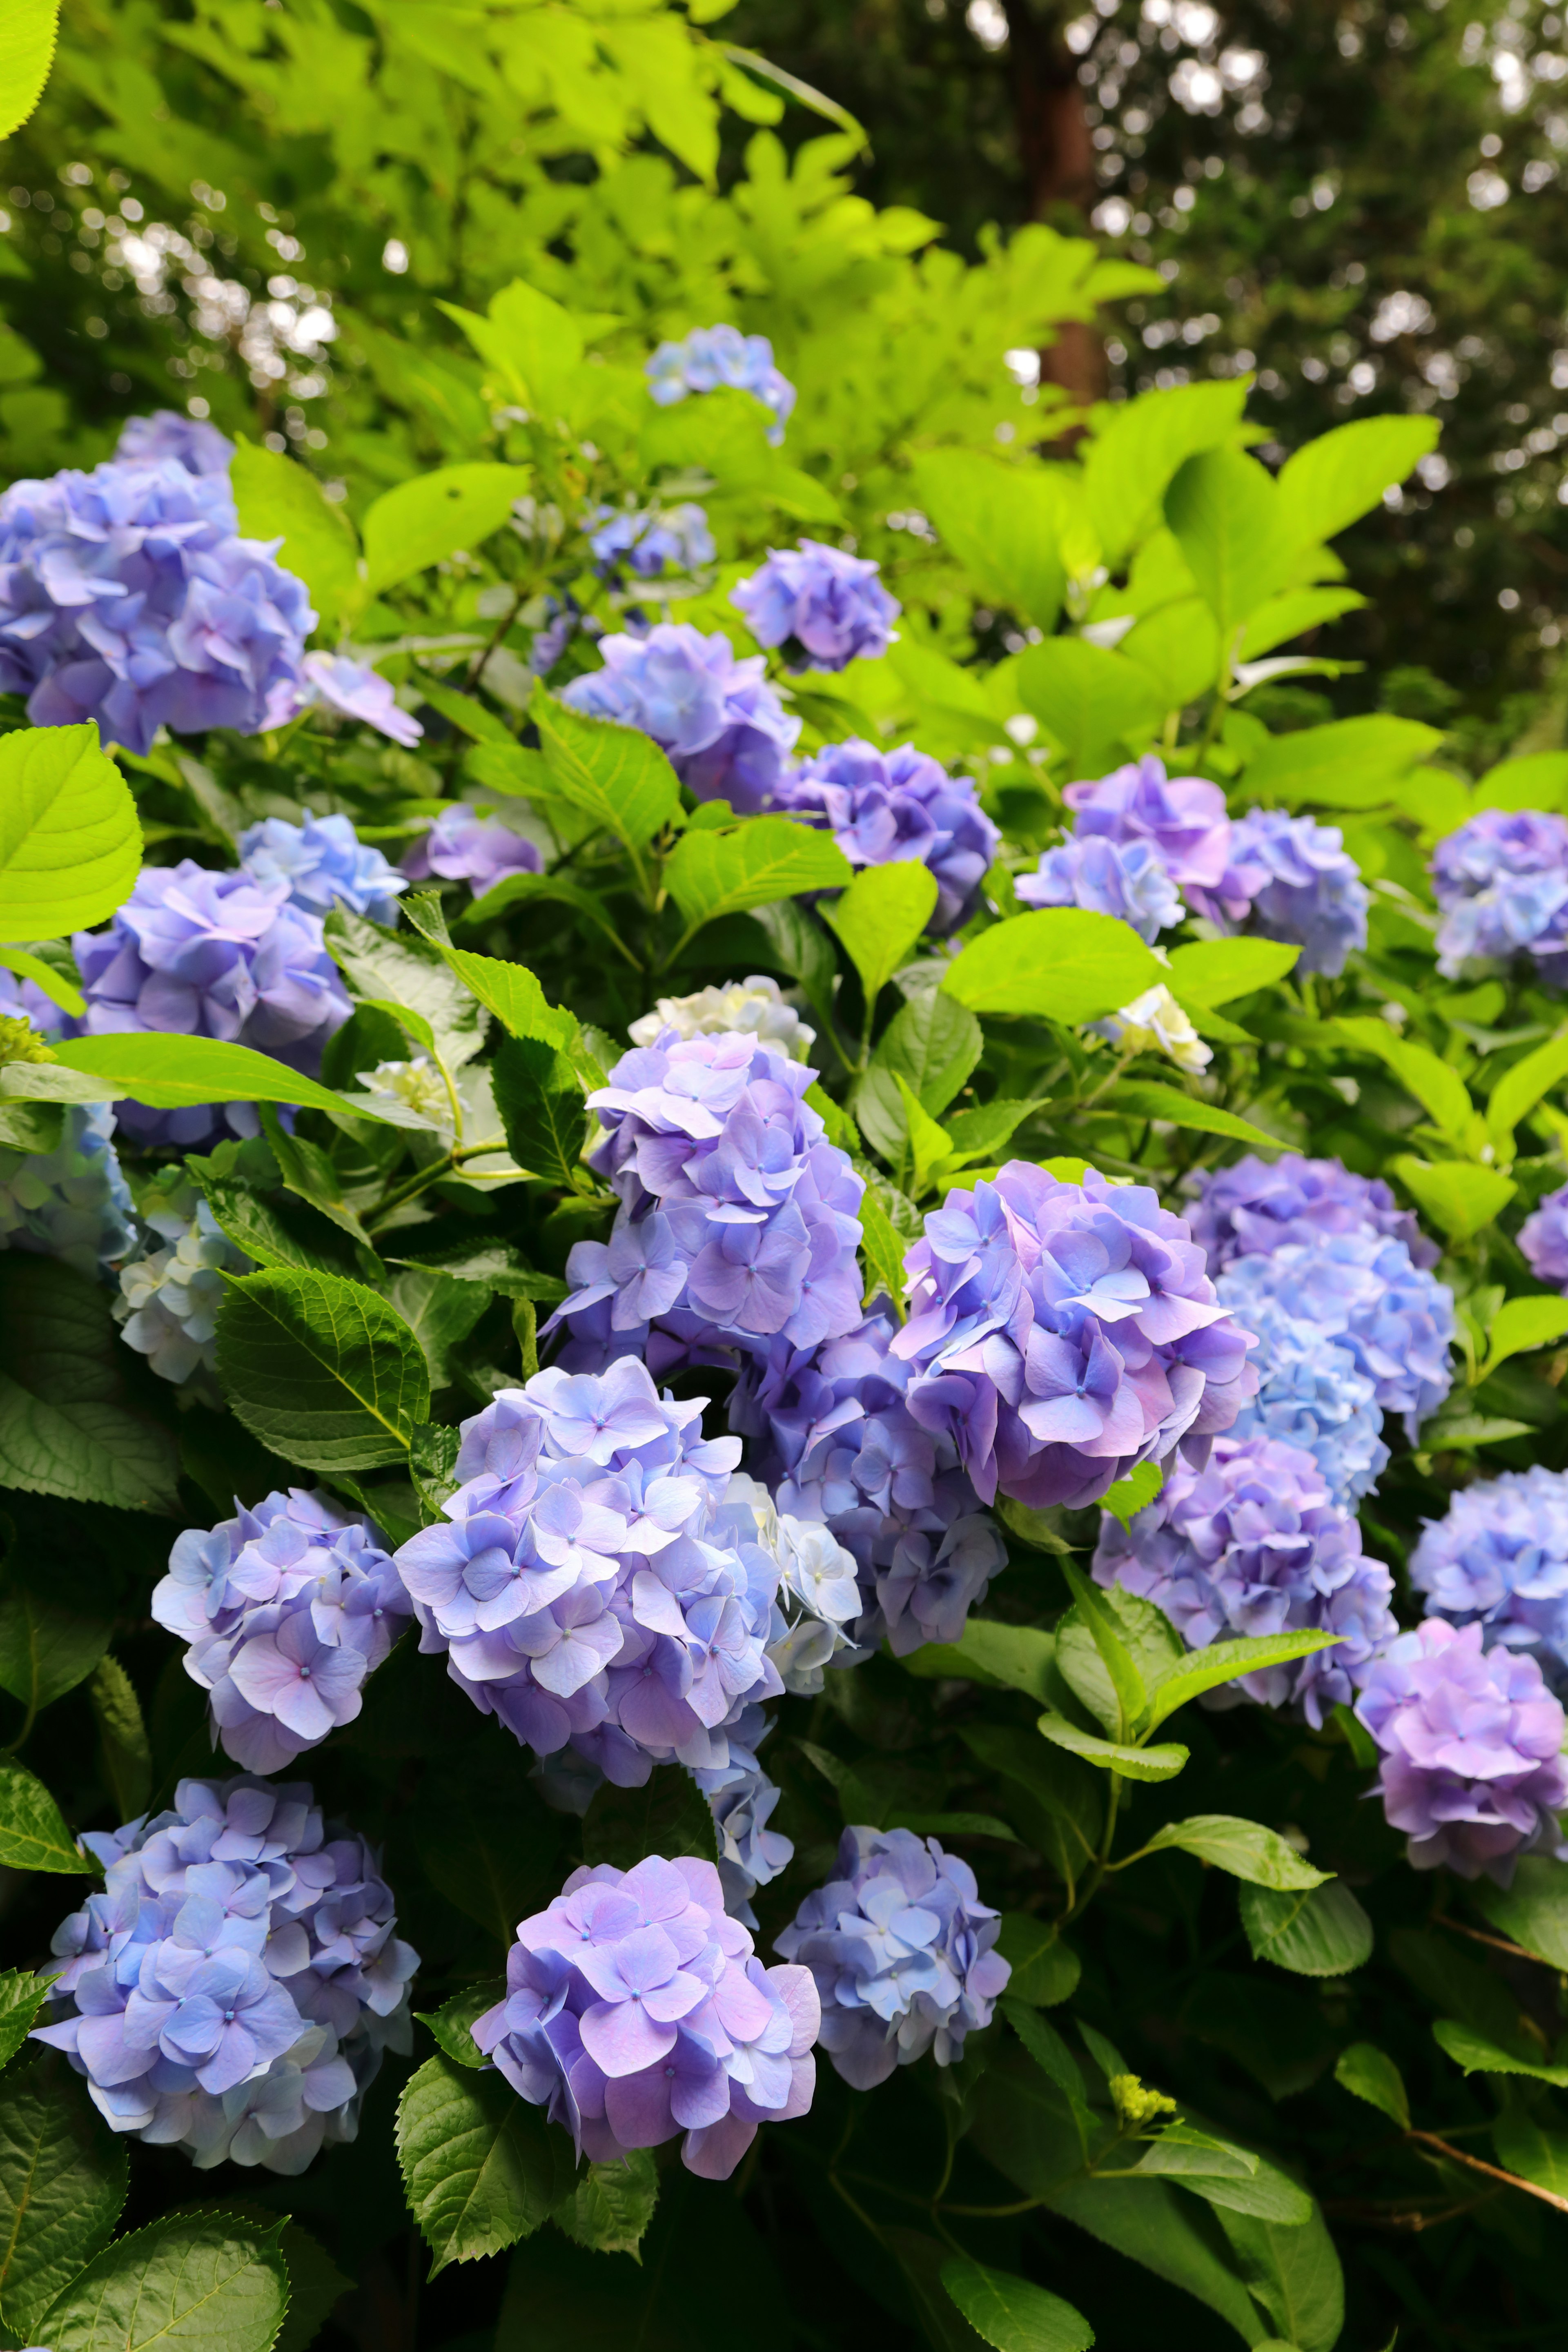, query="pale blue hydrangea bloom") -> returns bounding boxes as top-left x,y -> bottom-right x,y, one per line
587,502 -> 715,578
646,324 -> 796,444
732,540 -> 899,670
1217,1288 -> 1389,1508
1410,1464 -> 1568,1690
1212,808 -> 1369,978
1430,808 -> 1568,981
1016,834 -> 1184,942
0,1100 -> 134,1278
239,811 -> 408,923
115,1179 -> 251,1389
1185,1151 -> 1437,1274
1216,1231 -> 1454,1444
